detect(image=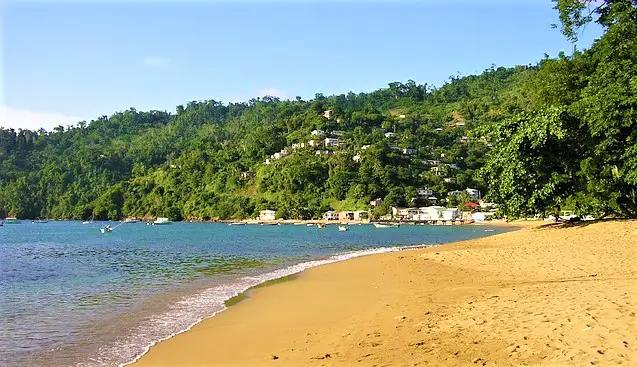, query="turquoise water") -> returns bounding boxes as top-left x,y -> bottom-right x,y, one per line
0,221 -> 512,366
